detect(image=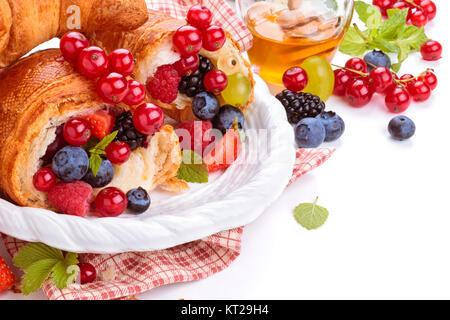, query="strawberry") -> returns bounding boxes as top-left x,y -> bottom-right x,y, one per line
0,256 -> 14,293
204,129 -> 242,172
175,120 -> 215,157
85,111 -> 116,139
